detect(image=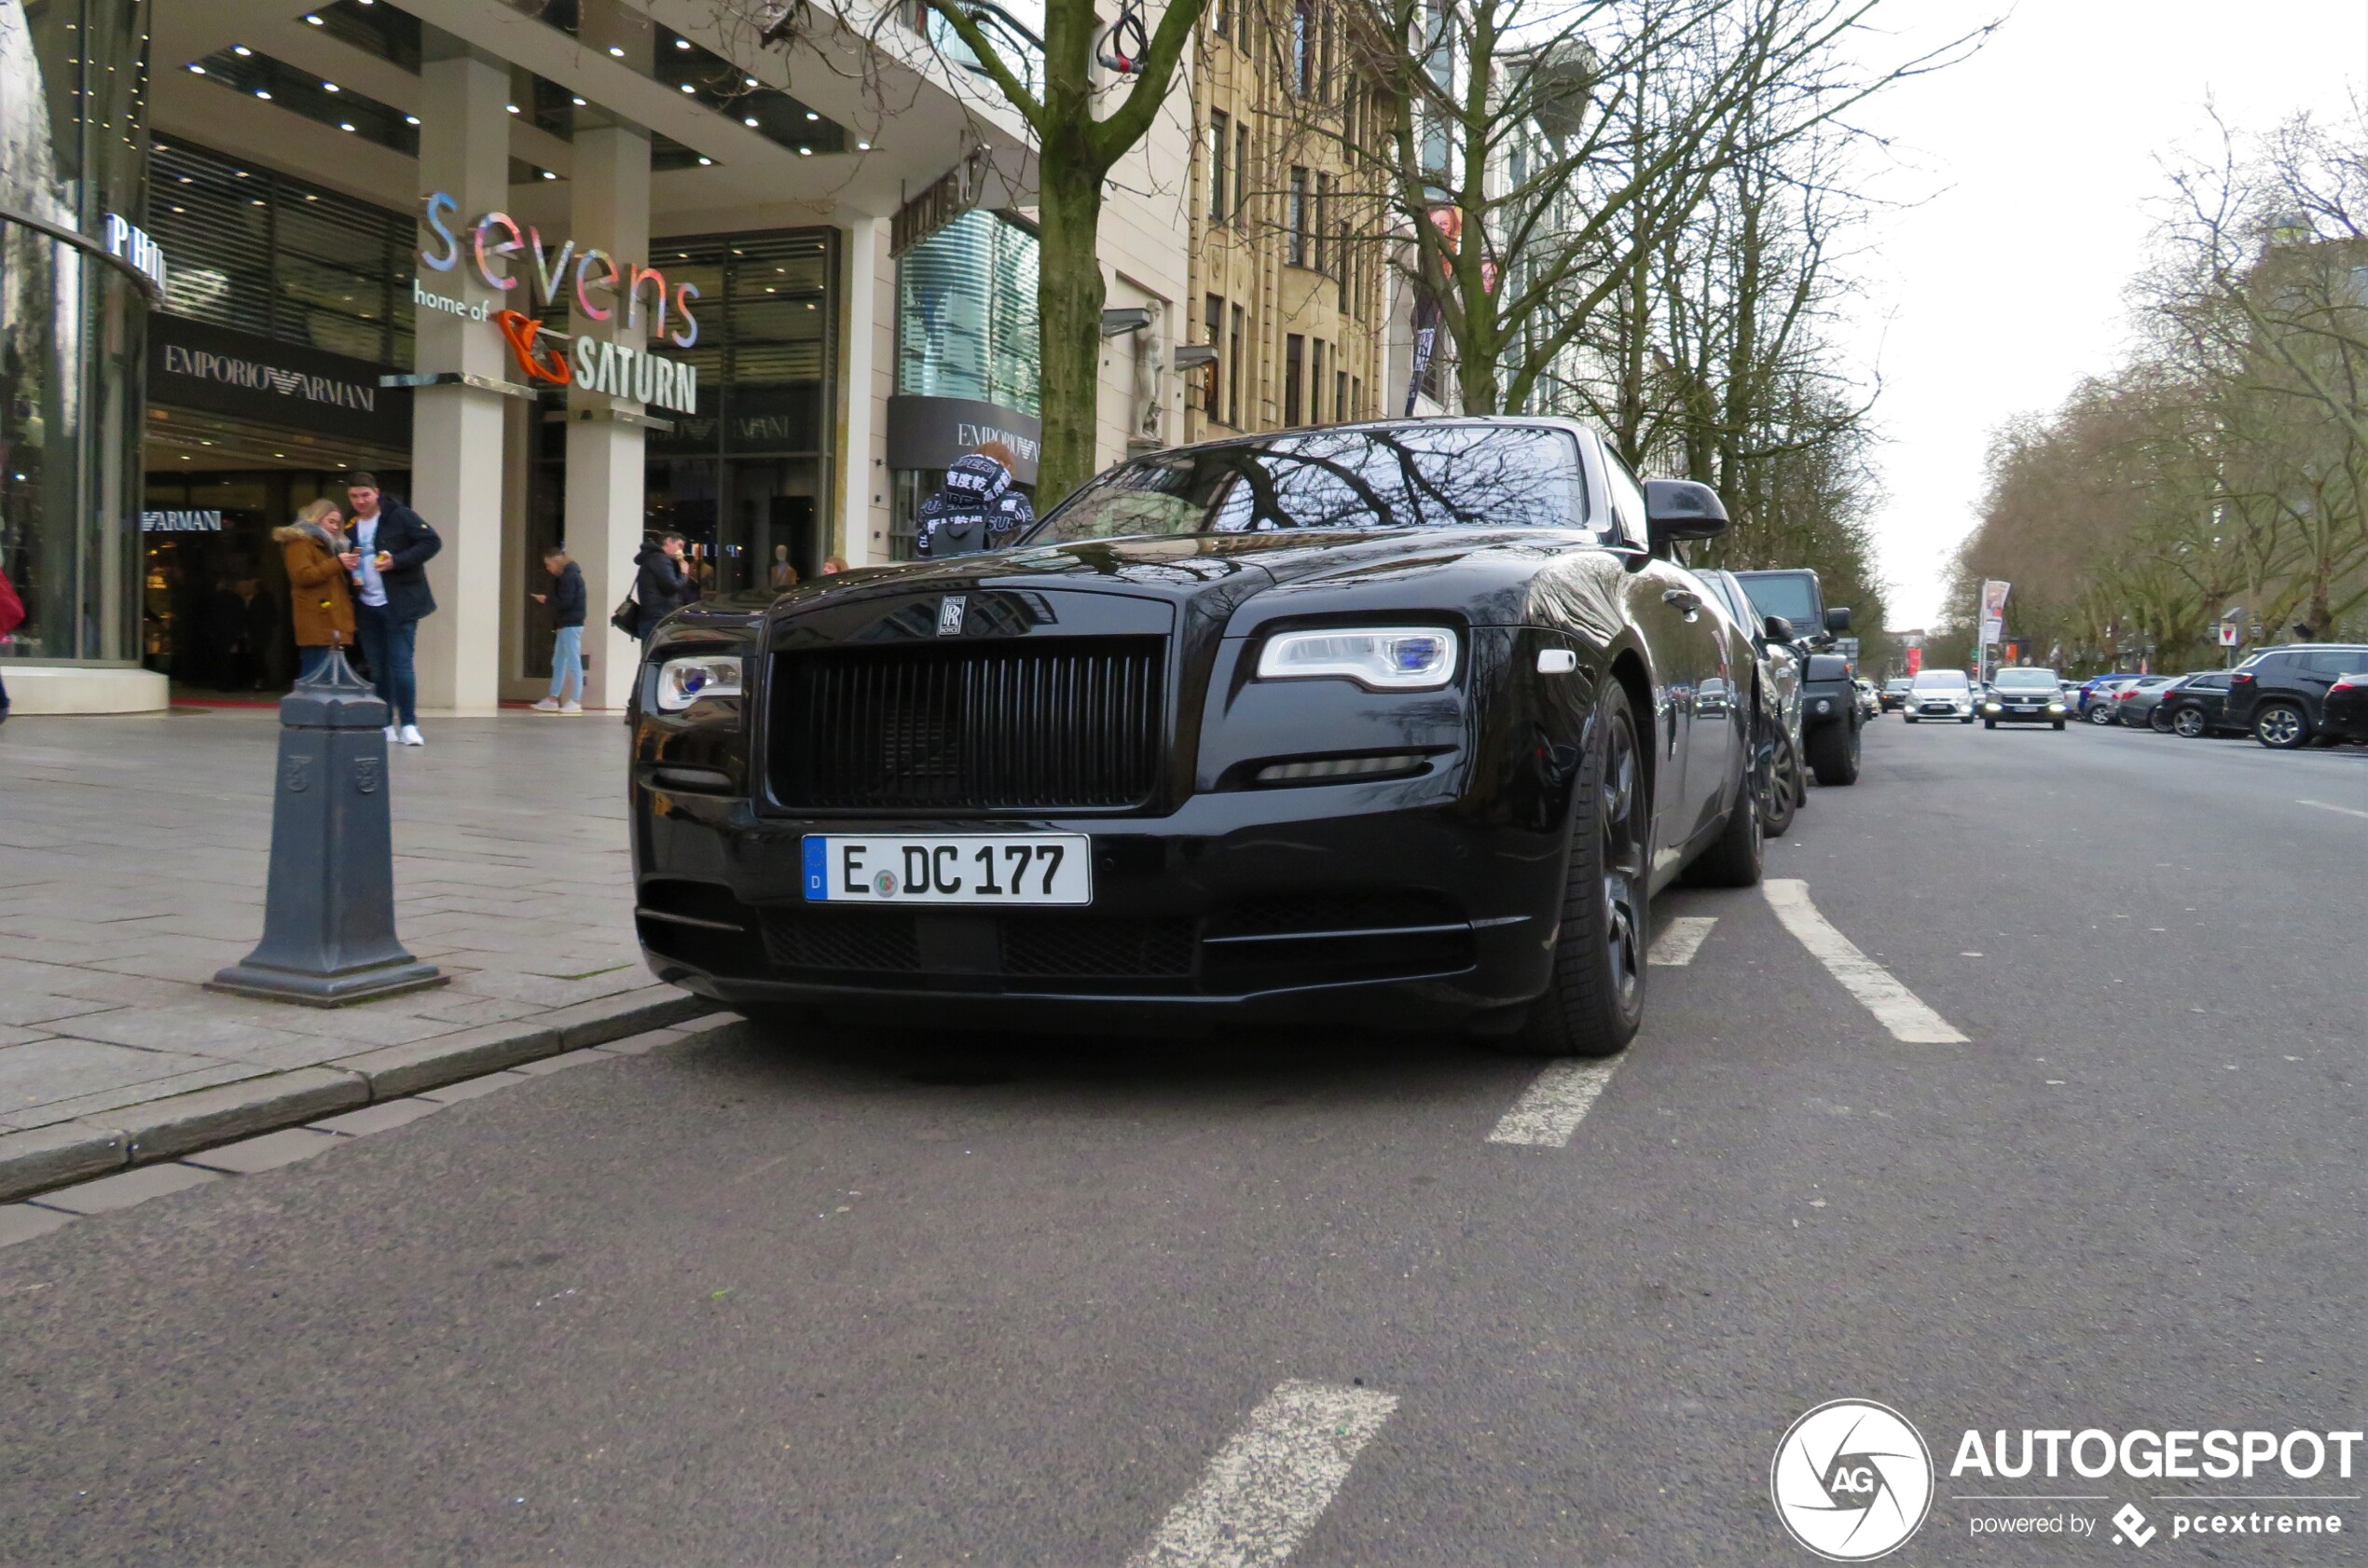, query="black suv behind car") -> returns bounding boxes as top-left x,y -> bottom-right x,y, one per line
2227,644 -> 2368,749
